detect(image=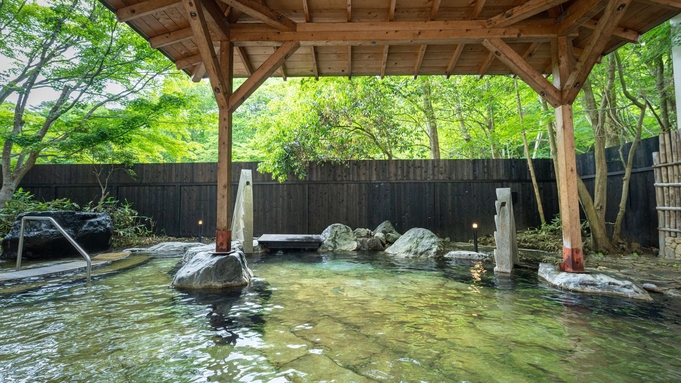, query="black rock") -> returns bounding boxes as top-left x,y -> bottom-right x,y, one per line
1,211 -> 113,260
